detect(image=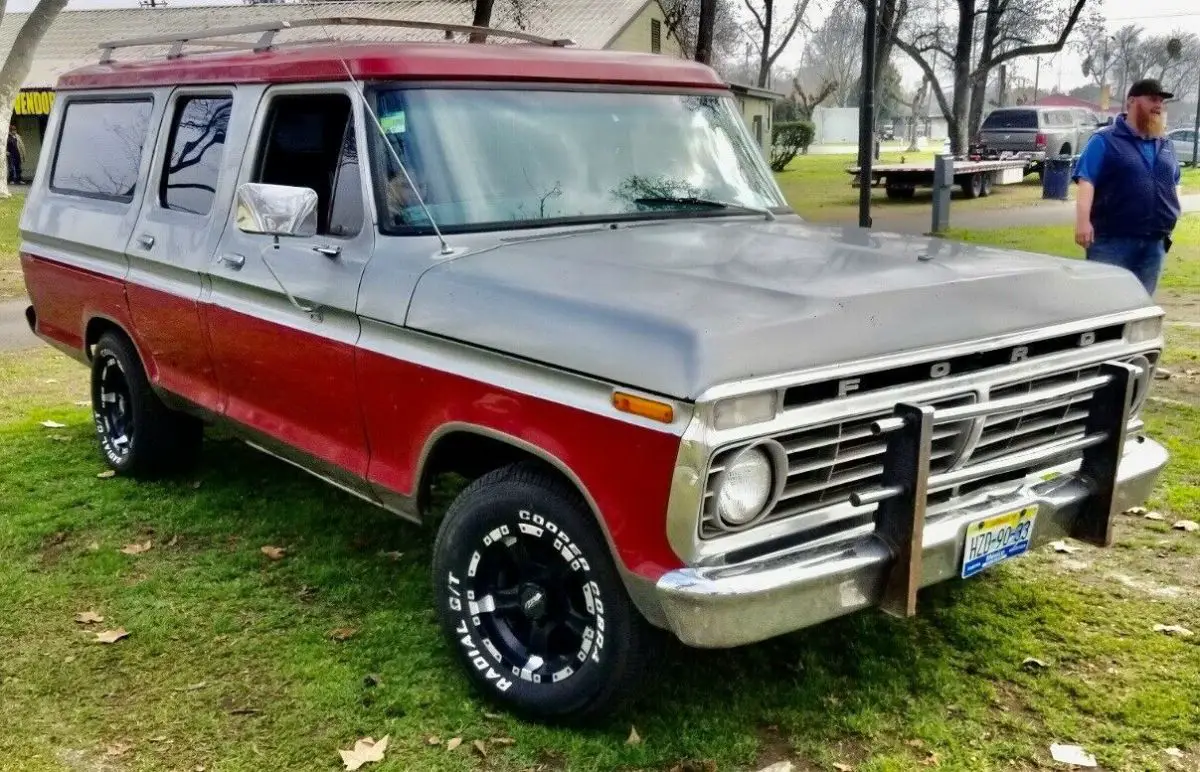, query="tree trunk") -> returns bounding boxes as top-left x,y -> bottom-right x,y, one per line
757,1 -> 774,87
967,0 -> 999,142
695,0 -> 716,64
468,0 -> 496,43
948,0 -> 975,155
0,0 -> 69,198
